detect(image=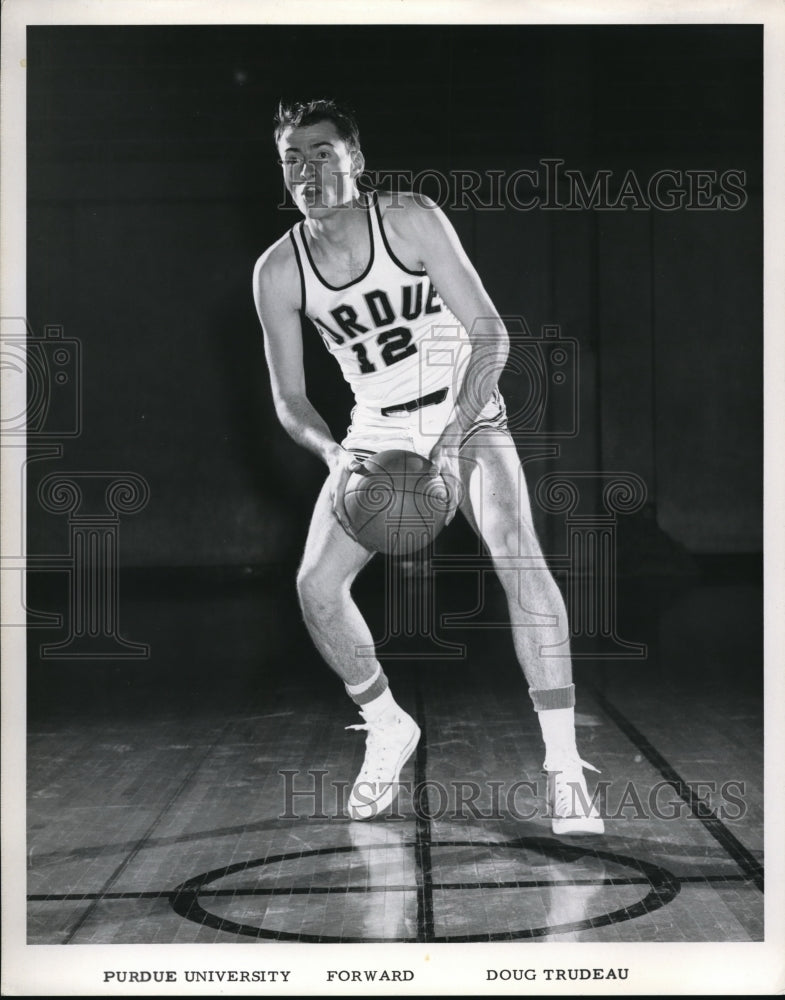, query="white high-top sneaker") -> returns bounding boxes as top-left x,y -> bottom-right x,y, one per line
546,757 -> 605,835
346,707 -> 420,821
